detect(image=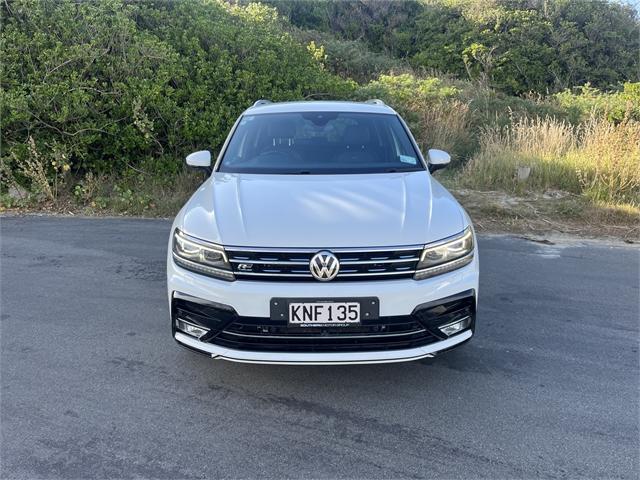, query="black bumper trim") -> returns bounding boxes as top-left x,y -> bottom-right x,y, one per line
172,290 -> 476,354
